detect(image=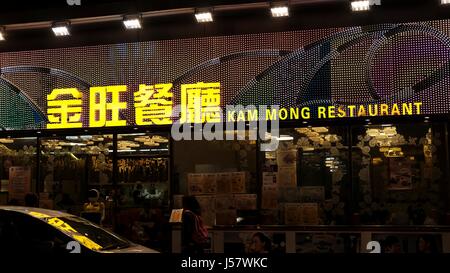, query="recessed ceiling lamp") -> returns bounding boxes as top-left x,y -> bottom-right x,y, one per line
195,9 -> 213,23
52,22 -> 70,36
0,27 -> 5,41
351,0 -> 371,11
123,14 -> 142,29
271,3 -> 289,17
